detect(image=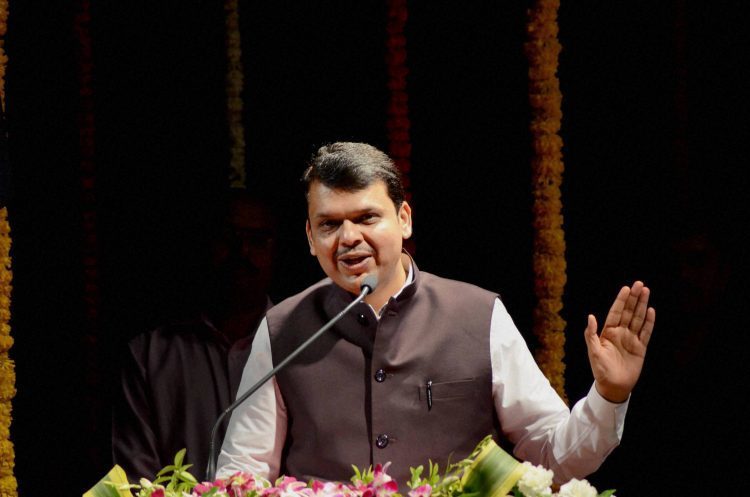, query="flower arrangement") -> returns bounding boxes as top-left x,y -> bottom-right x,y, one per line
86,437 -> 614,497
